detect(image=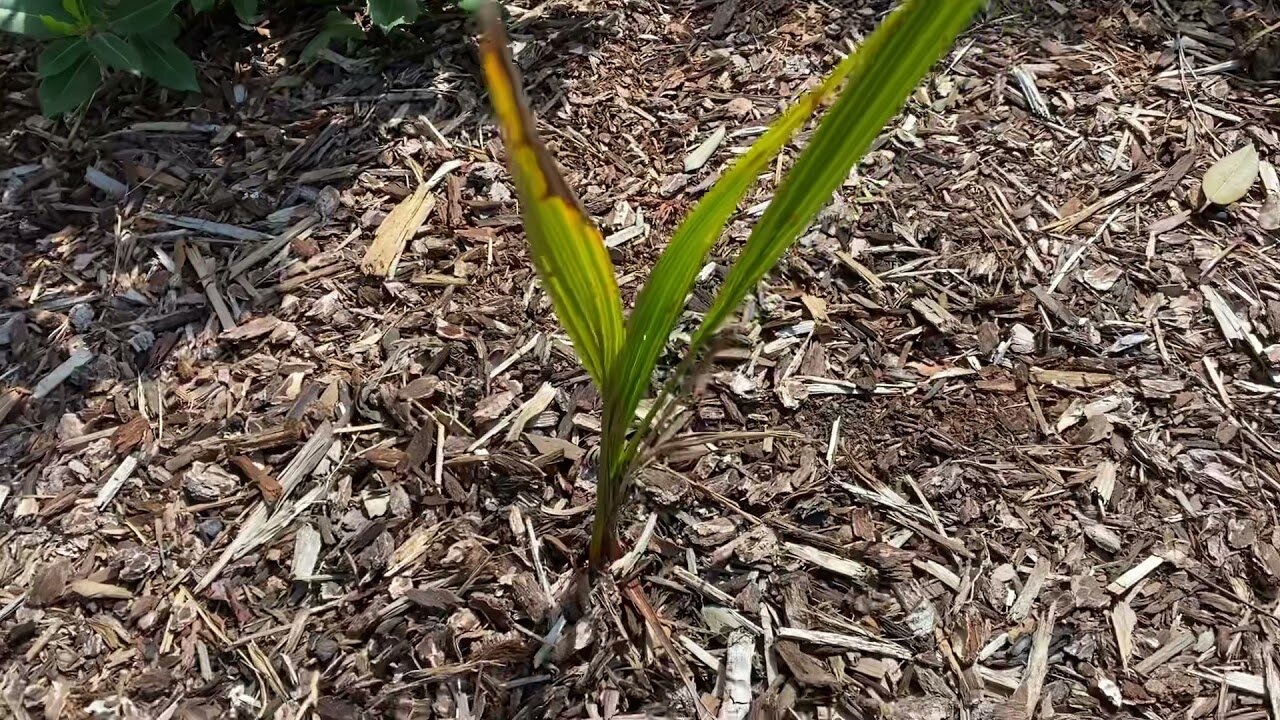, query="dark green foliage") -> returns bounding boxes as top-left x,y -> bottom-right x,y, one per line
134,36 -> 198,90
301,10 -> 362,60
5,0 -> 482,118
38,50 -> 100,115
